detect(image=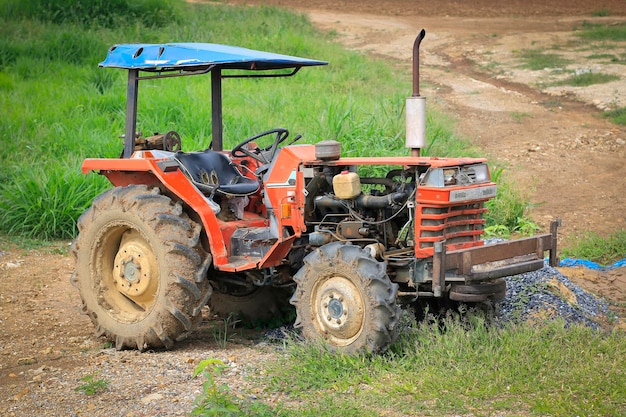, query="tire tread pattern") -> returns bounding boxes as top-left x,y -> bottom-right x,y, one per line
291,242 -> 400,354
71,185 -> 211,350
